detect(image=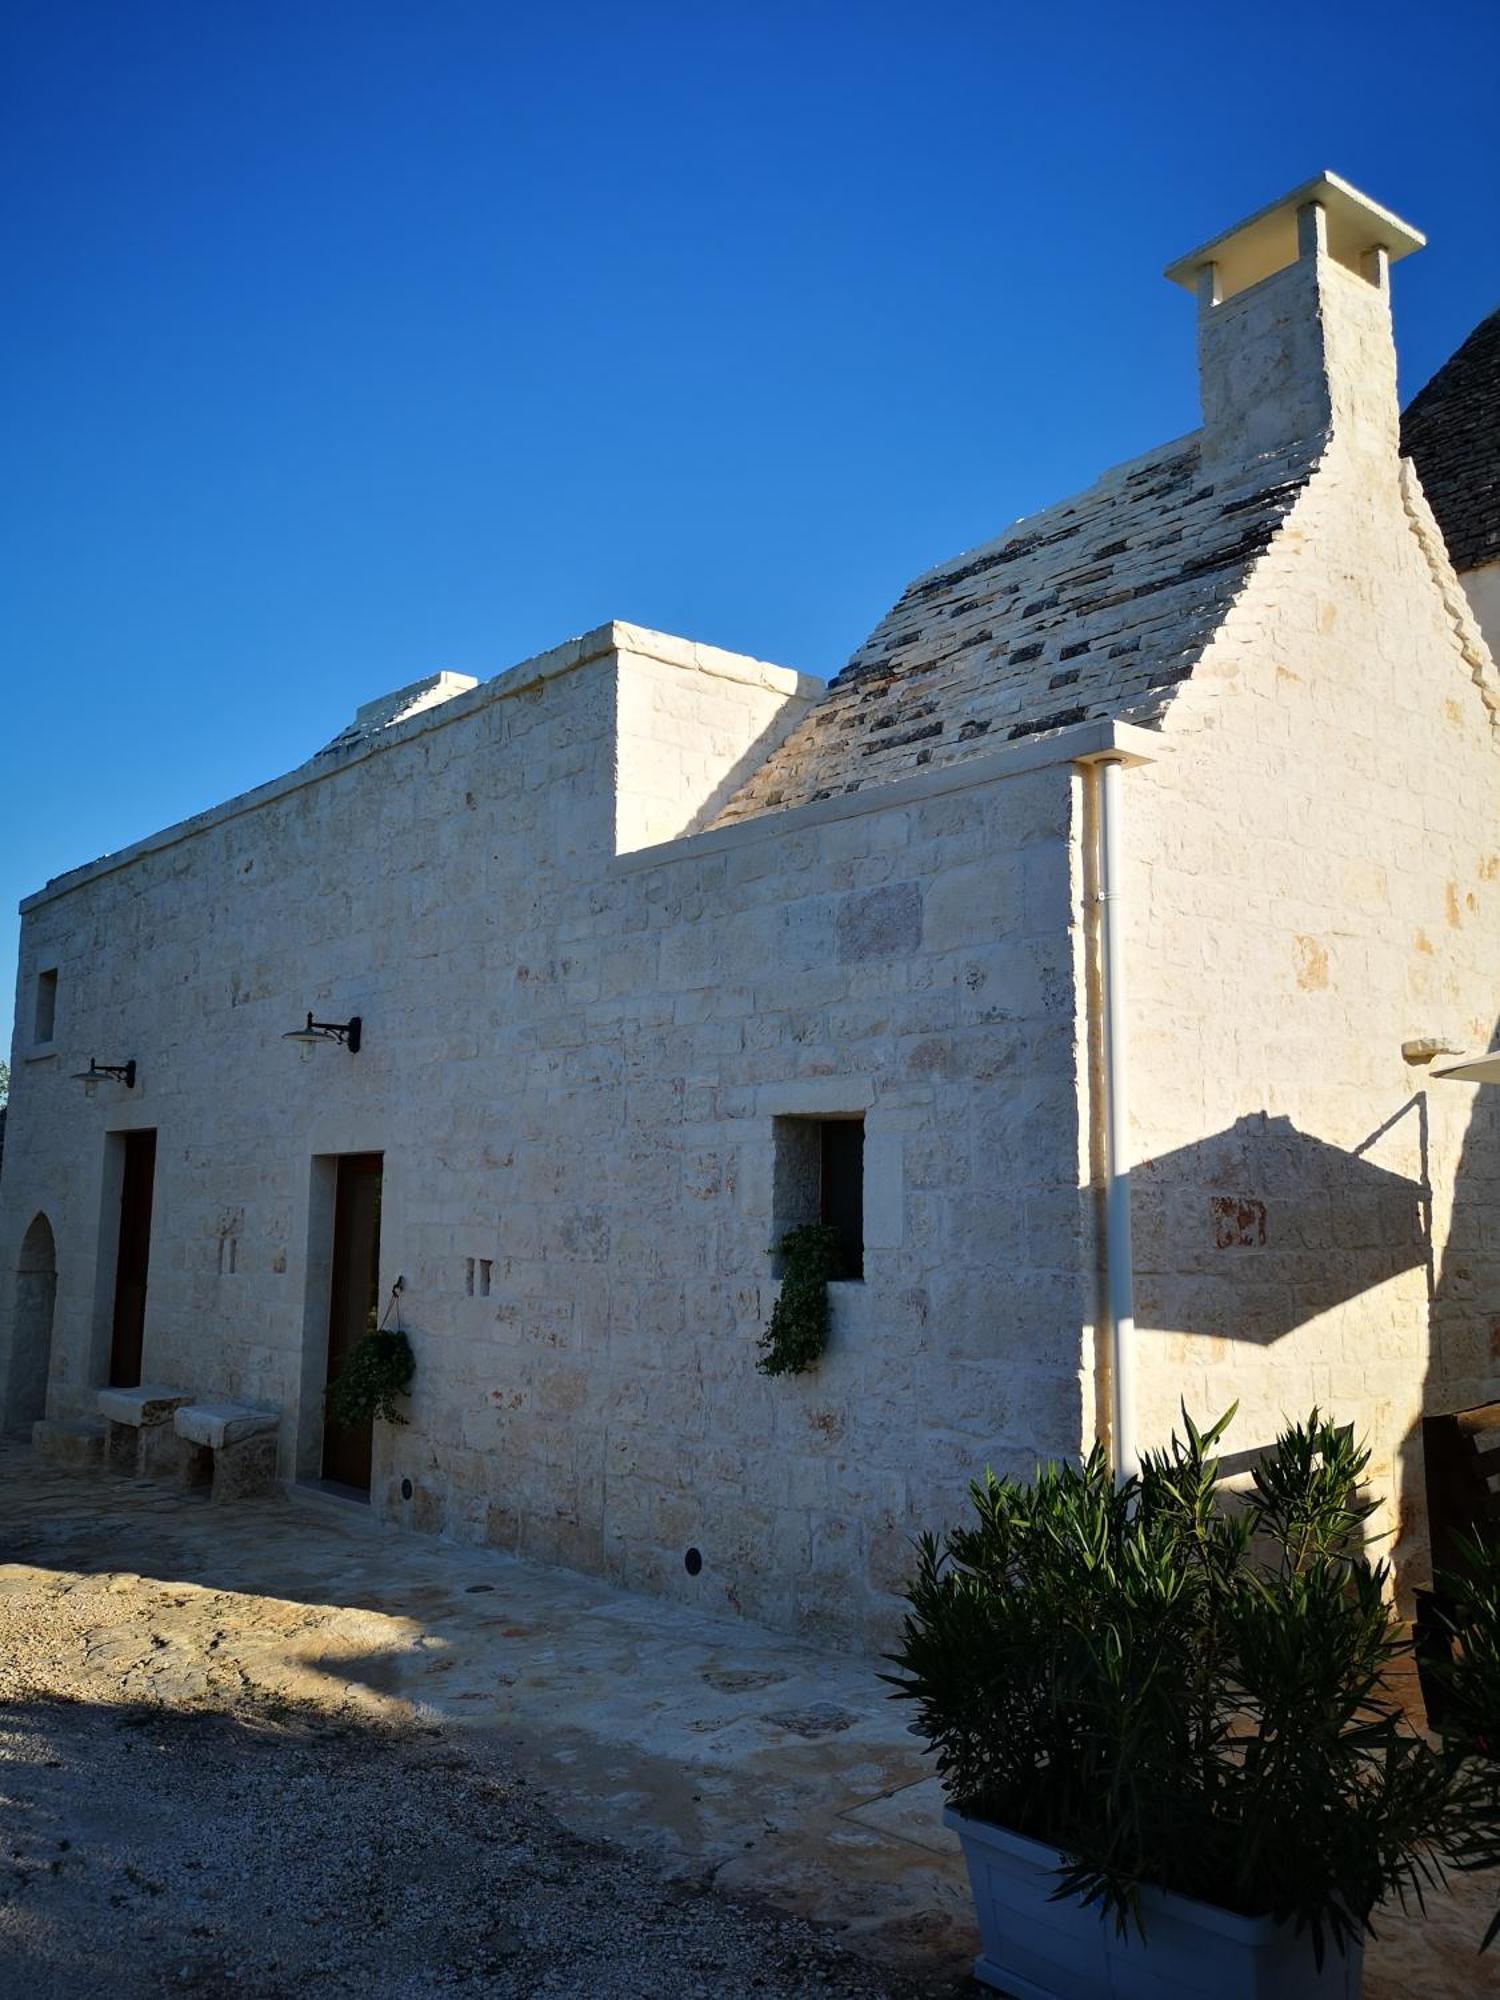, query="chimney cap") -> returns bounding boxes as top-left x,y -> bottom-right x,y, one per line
1164,171 -> 1424,302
